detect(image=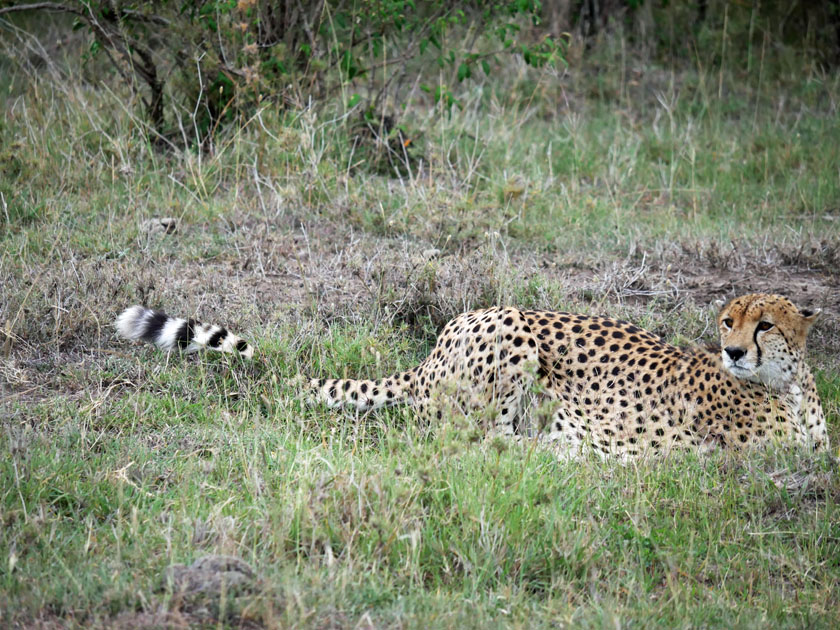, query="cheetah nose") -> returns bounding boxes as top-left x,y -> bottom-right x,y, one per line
725,346 -> 746,362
